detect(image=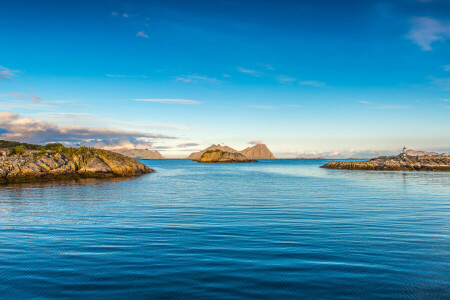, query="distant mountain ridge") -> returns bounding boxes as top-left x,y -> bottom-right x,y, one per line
188,143 -> 275,160
113,149 -> 164,159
